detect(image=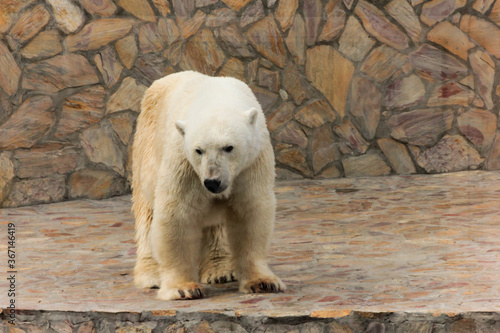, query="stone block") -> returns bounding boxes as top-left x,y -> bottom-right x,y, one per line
350,77 -> 381,140
378,138 -> 416,174
355,0 -> 409,51
486,135 -> 500,170
246,16 -> 287,68
55,86 -> 106,138
317,164 -> 342,178
206,8 -> 237,27
0,95 -> 55,150
133,53 -> 167,83
386,0 -> 422,43
240,0 -> 264,27
319,0 -> 346,41
95,47 -> 124,88
3,175 -> 66,208
152,0 -> 171,16
139,22 -> 164,54
0,90 -> 11,124
116,0 -> 156,21
23,54 -> 99,93
219,57 -> 245,81
275,0 -> 298,31
0,42 -> 21,96
295,99 -> 337,128
473,0 -> 495,13
0,0 -> 34,35
180,29 -> 225,75
306,45 -> 354,118
158,18 -> 180,46
342,153 -> 391,177
326,321 -> 354,333
421,0 -> 466,26
115,35 -> 138,69
282,63 -> 314,105
219,24 -> 255,58
450,319 -> 476,333
20,30 -> 62,60
107,77 -> 148,114
311,125 -> 341,174
360,45 -> 407,83
416,135 -> 483,173
275,145 -> 311,176
303,0 -> 322,46
196,0 -> 218,7
457,108 -> 496,152
14,142 -> 81,179
46,0 -> 86,34
427,21 -> 474,60
385,75 -> 425,110
65,18 -> 135,52
491,0 -> 500,24
211,321 -> 247,333
221,0 -> 252,11
462,15 -> 500,58
80,120 -> 125,175
396,321 -> 433,333
285,14 -> 306,65
258,68 -> 279,92
76,321 -> 95,333
163,41 -> 182,66
69,169 -> 127,200
387,108 -> 454,146
276,167 -> 304,179
274,122 -> 308,149
427,82 -> 474,107
80,0 -> 117,16
9,4 -> 50,44
409,44 -> 468,82
334,119 -> 369,154
469,50 -> 495,109
266,102 -> 294,133
109,112 -> 137,145
250,85 -> 279,112
180,10 -> 206,39
0,152 -> 15,204
339,17 -> 376,62
188,320 -> 216,333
